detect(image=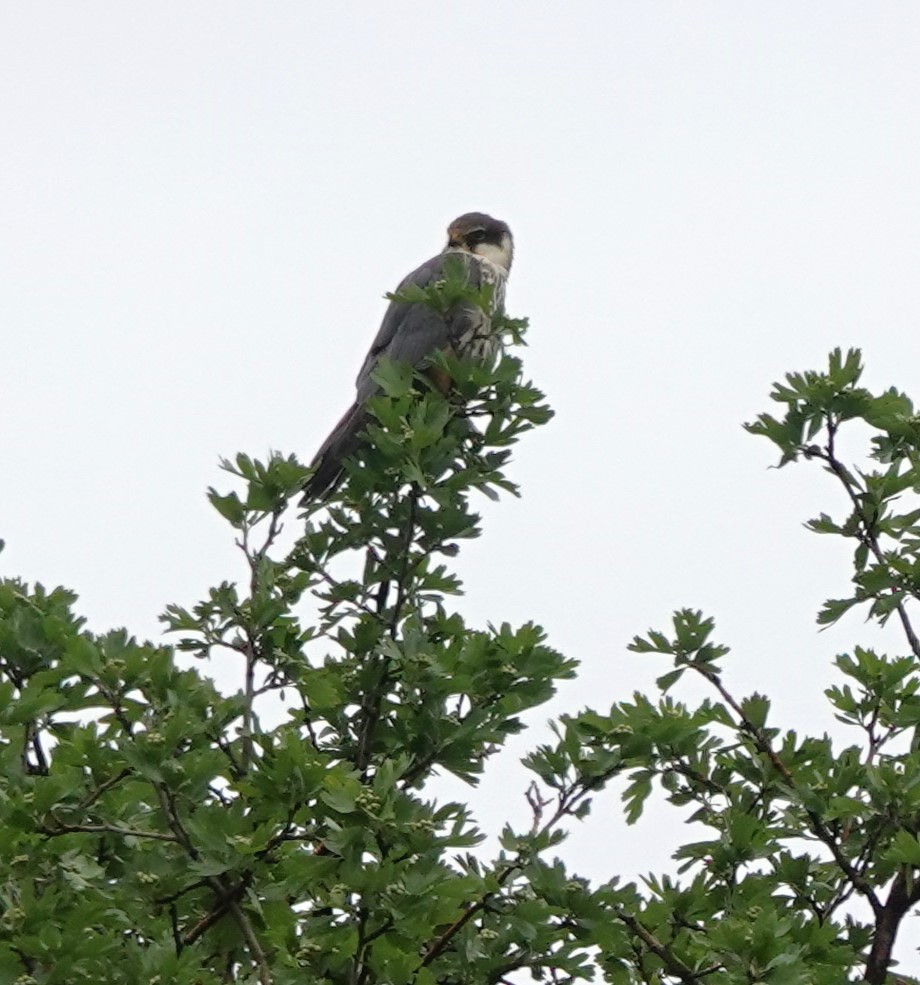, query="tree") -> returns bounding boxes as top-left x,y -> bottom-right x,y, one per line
2,291 -> 920,981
